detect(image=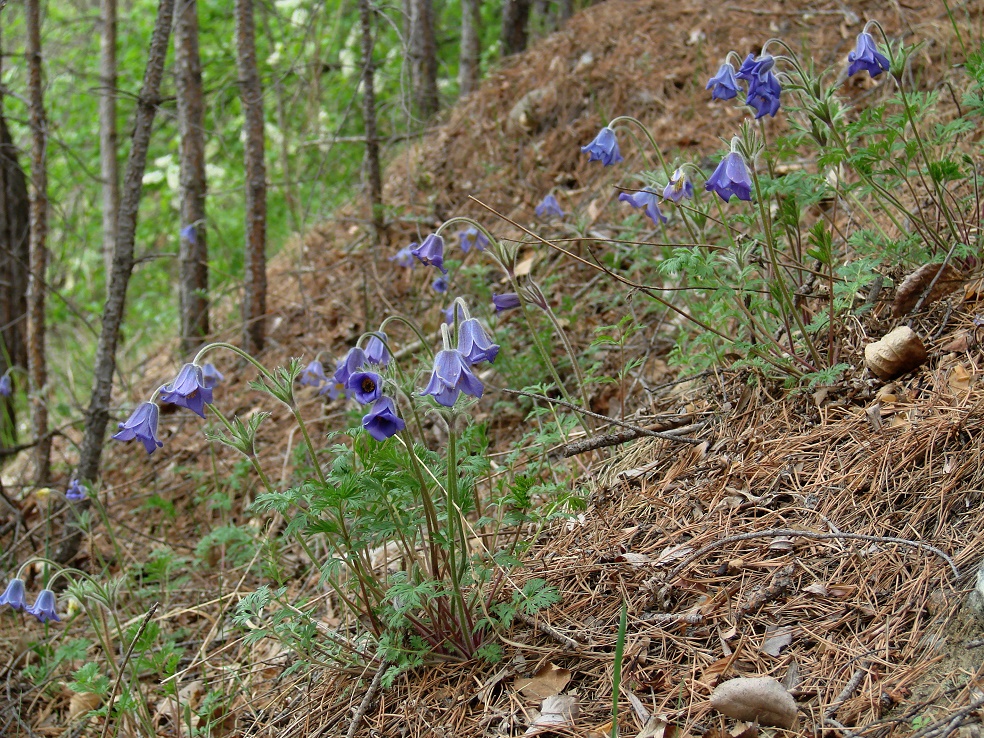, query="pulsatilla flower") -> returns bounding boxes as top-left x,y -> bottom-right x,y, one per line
706,63 -> 740,100
66,479 -> 87,502
299,360 -> 327,388
159,363 -> 213,419
0,374 -> 11,397
27,589 -> 60,623
433,275 -> 449,293
459,227 -> 489,253
325,348 -> 367,399
113,402 -> 164,454
847,32 -> 890,78
0,579 -> 27,610
663,169 -> 694,203
443,303 -> 467,324
422,349 -> 484,407
347,370 -> 383,405
390,245 -> 416,268
618,188 -> 668,226
493,293 -> 521,312
201,363 -> 224,389
705,152 -> 754,203
736,52 -> 775,82
457,318 -> 499,365
365,334 -> 390,366
735,53 -> 781,118
410,234 -> 448,274
581,126 -> 624,166
362,396 -> 406,441
535,194 -> 565,219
